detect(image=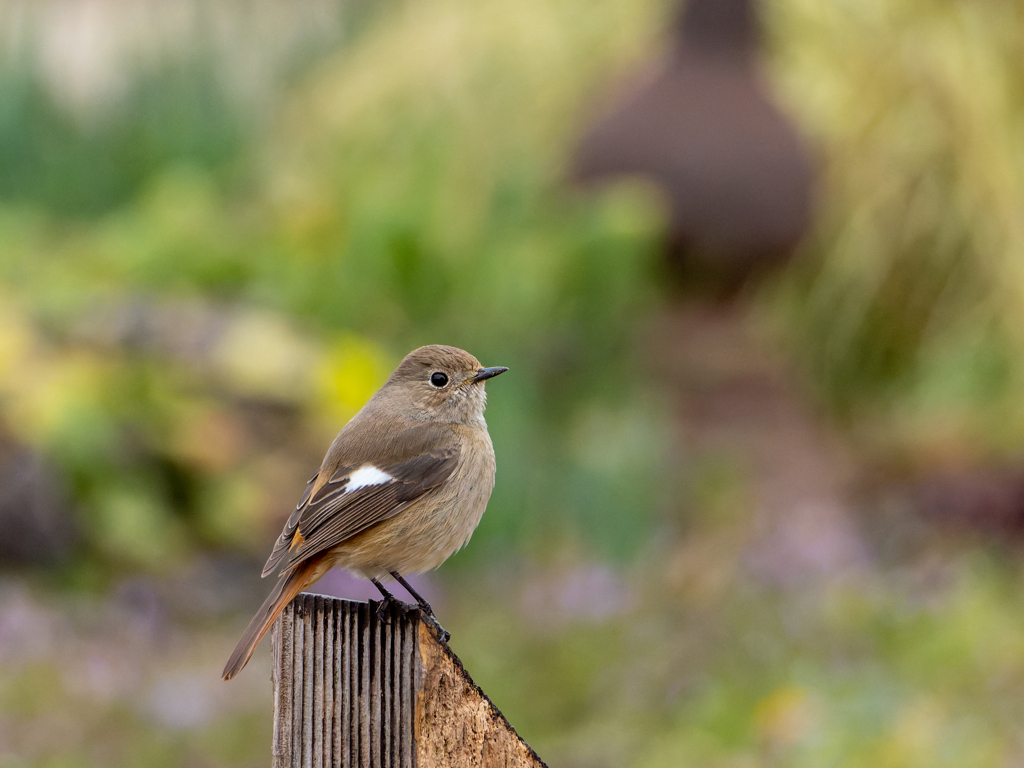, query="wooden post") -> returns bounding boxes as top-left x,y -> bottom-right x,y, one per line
271,593 -> 547,768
